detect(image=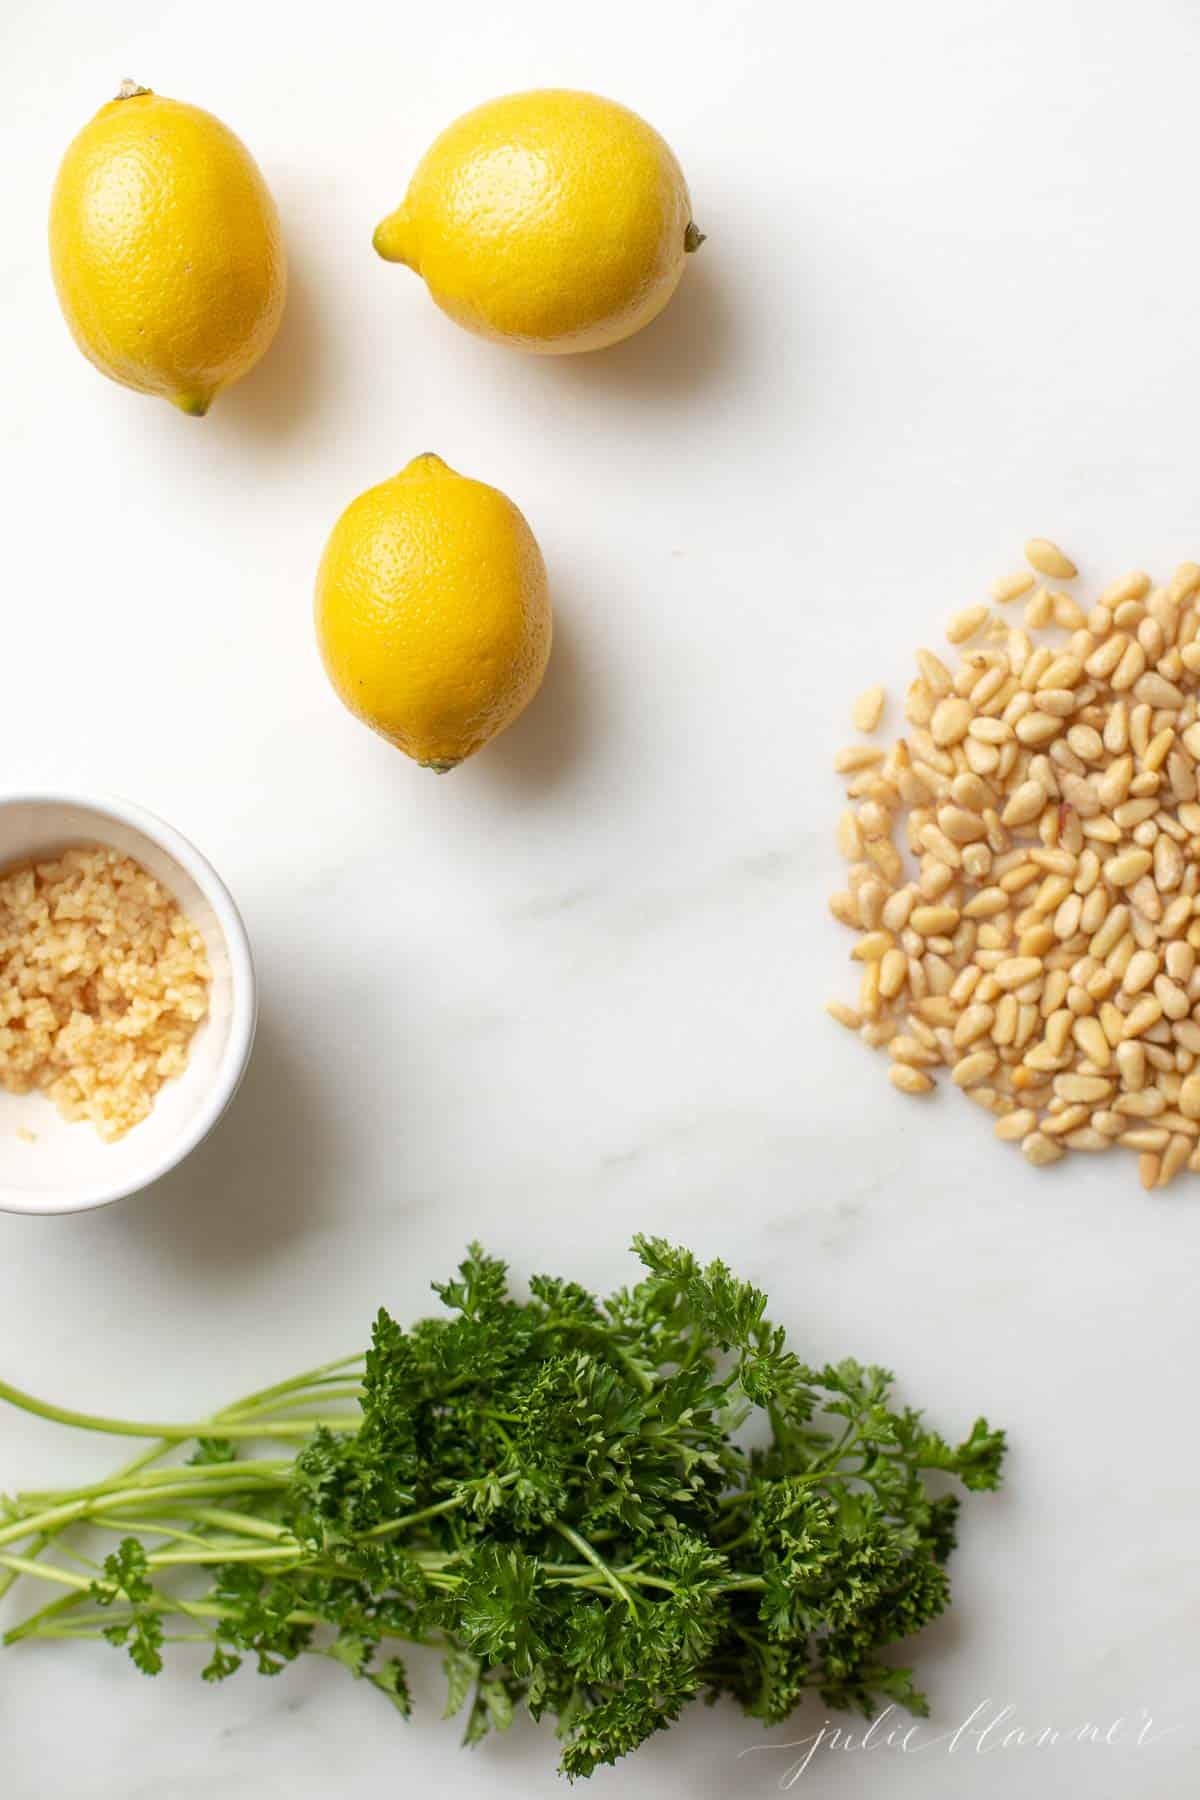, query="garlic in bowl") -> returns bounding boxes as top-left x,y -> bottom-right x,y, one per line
0,793 -> 255,1215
